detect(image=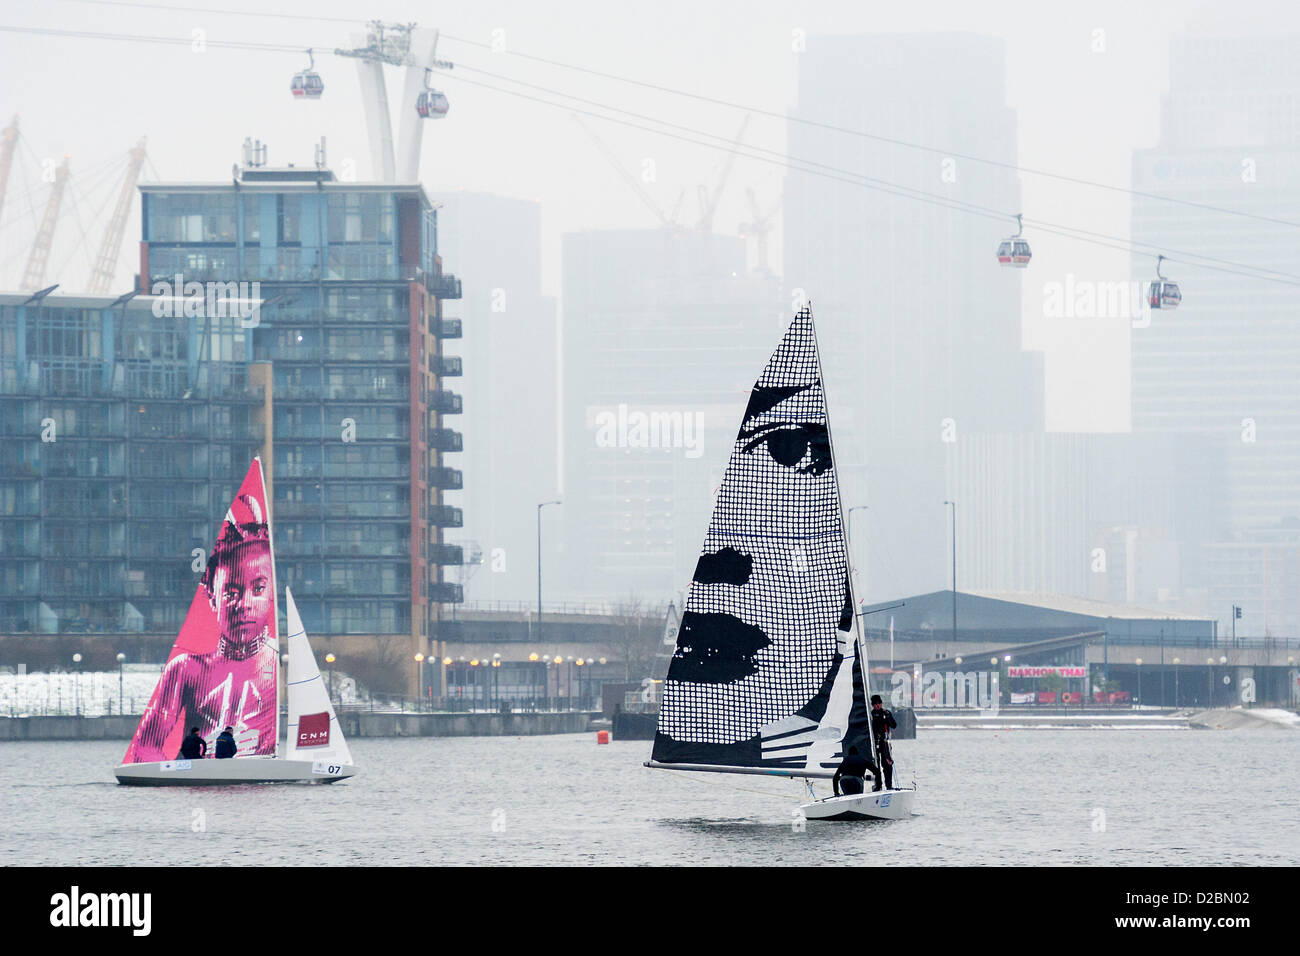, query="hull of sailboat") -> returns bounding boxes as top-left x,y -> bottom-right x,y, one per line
799,788 -> 916,821
113,759 -> 357,786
